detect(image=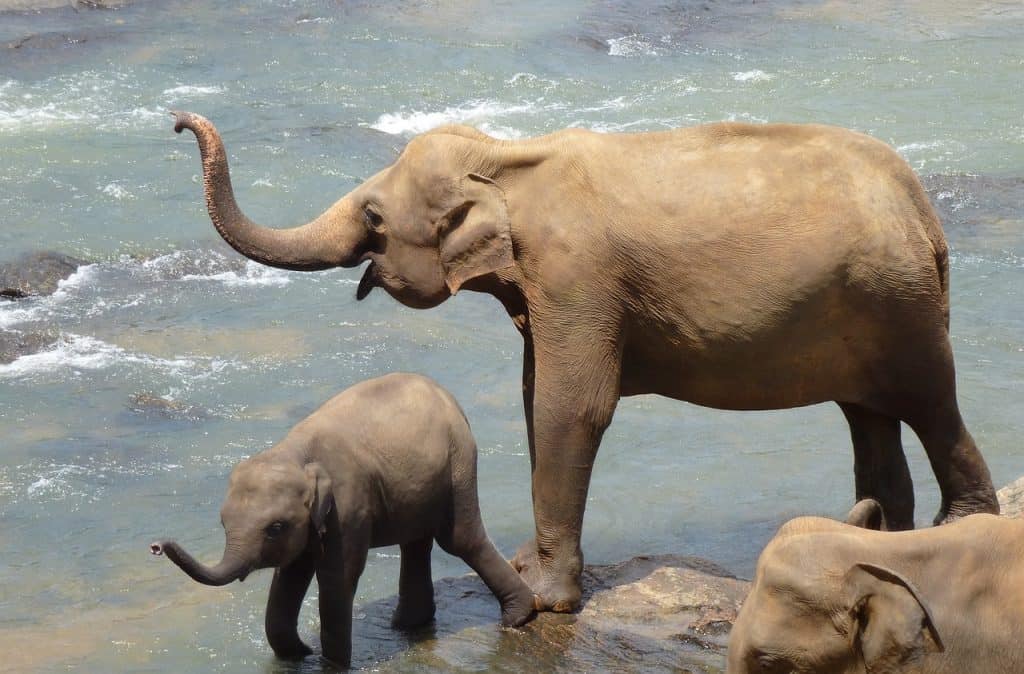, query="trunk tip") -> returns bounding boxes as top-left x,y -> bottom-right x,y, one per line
150,541 -> 166,556
171,110 -> 208,136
